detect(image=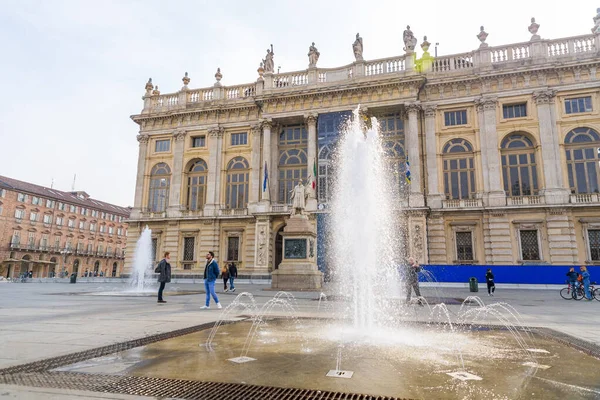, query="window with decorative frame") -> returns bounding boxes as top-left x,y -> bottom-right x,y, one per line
518,229 -> 541,261
225,157 -> 249,209
192,136 -> 206,148
565,96 -> 592,114
502,103 -> 527,119
227,236 -> 240,262
231,132 -> 248,146
588,229 -> 600,261
501,134 -> 539,196
148,163 -> 171,212
155,139 -> 171,152
183,237 -> 195,270
279,125 -> 308,204
317,146 -> 333,204
151,238 -> 158,262
186,159 -> 208,211
564,127 -> 600,194
442,138 -> 476,200
444,110 -> 468,126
